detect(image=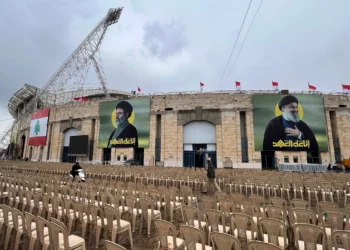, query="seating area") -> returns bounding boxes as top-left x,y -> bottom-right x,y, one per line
0,161 -> 350,250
